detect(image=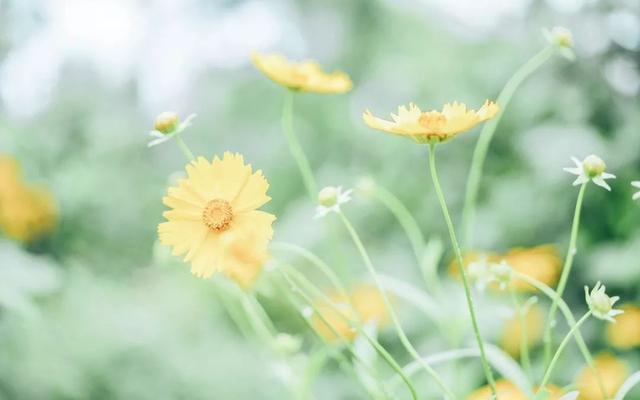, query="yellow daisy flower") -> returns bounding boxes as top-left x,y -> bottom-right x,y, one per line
0,185 -> 57,242
311,297 -> 357,342
363,100 -> 499,144
606,304 -> 640,349
252,53 -> 353,94
503,245 -> 562,293
466,380 -> 564,400
499,303 -> 544,357
575,353 -> 628,400
158,152 -> 276,287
